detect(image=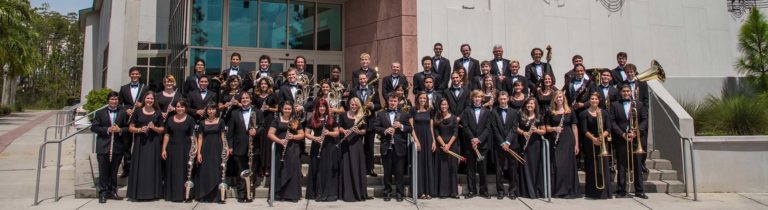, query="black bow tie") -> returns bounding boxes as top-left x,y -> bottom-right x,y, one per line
473,106 -> 482,110
387,109 -> 397,113
499,107 -> 508,111
201,90 -> 207,94
242,107 -> 251,112
108,109 -> 118,114
424,71 -> 432,75
622,100 -> 631,104
360,88 -> 367,91
627,80 -> 636,84
434,56 -> 441,60
289,84 -> 298,88
130,84 -> 139,88
392,75 -> 399,79
231,67 -> 239,71
462,58 -> 469,62
427,90 -> 434,94
601,85 -> 609,89
495,58 -> 502,62
260,70 -> 269,73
